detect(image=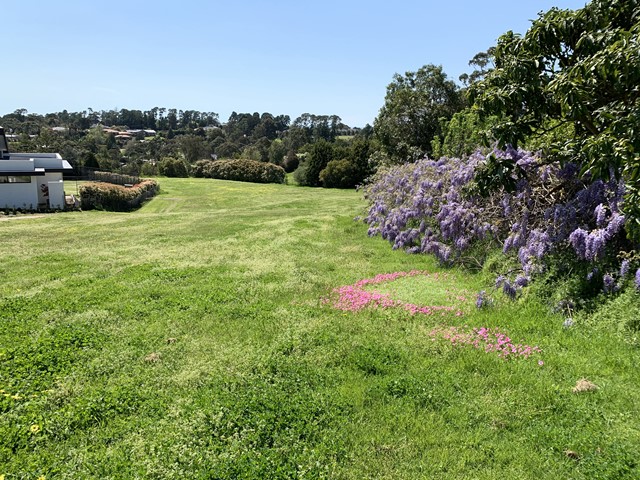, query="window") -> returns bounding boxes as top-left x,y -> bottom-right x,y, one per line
0,176 -> 32,183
